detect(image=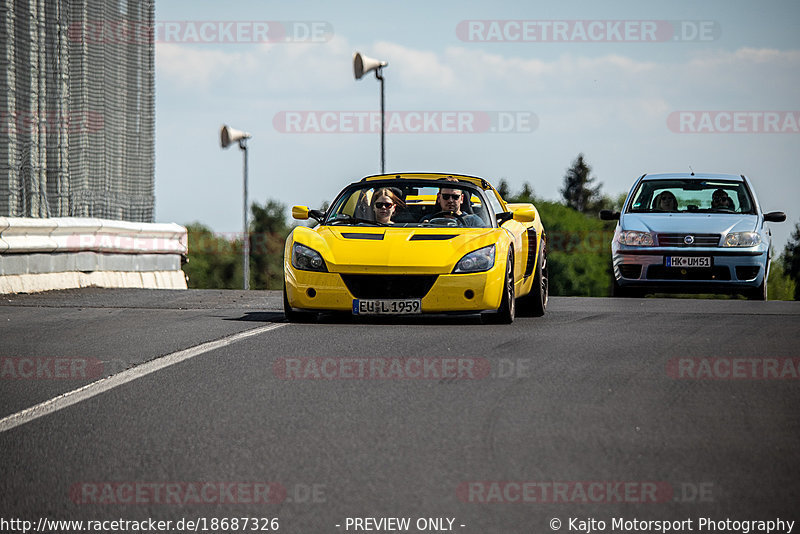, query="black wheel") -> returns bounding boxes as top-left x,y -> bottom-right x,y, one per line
611,277 -> 626,297
747,277 -> 768,301
517,243 -> 548,317
612,277 -> 640,298
283,285 -> 316,323
484,251 -> 515,324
